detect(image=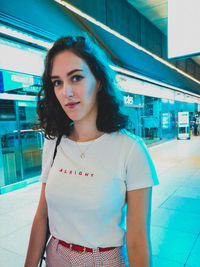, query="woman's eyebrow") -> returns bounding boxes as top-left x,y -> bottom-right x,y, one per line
51,69 -> 83,79
67,69 -> 83,76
